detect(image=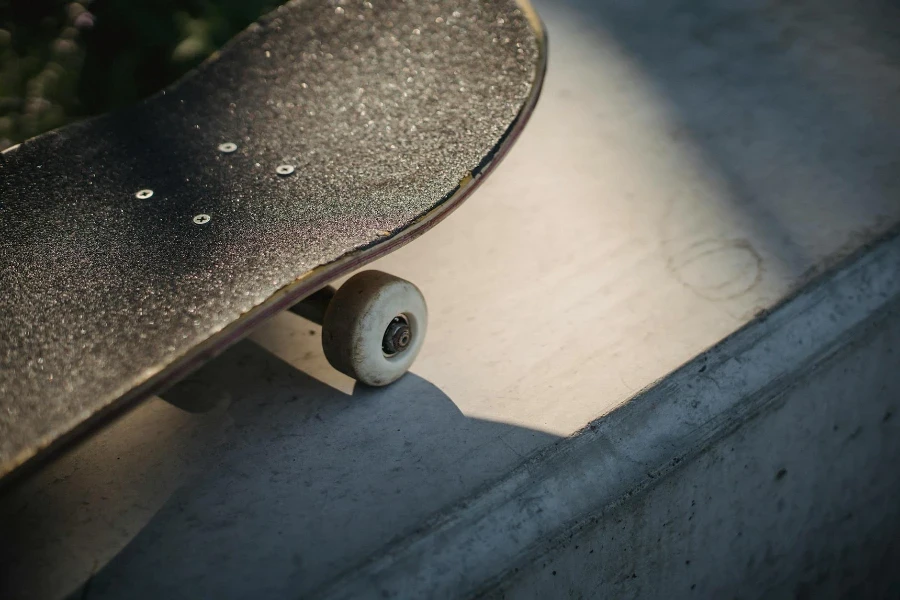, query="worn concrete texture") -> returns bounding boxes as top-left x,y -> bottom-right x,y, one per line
488,300 -> 900,599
